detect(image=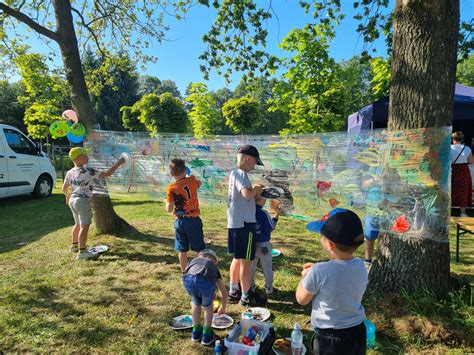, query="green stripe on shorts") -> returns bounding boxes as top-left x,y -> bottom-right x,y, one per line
246,231 -> 253,260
